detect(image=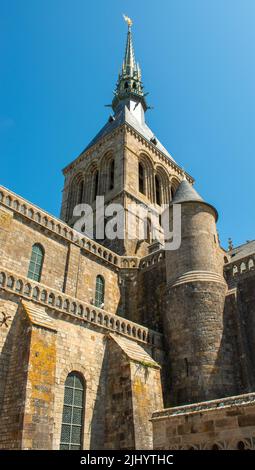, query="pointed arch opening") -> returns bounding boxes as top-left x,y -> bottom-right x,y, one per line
67,173 -> 85,220
171,177 -> 180,200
